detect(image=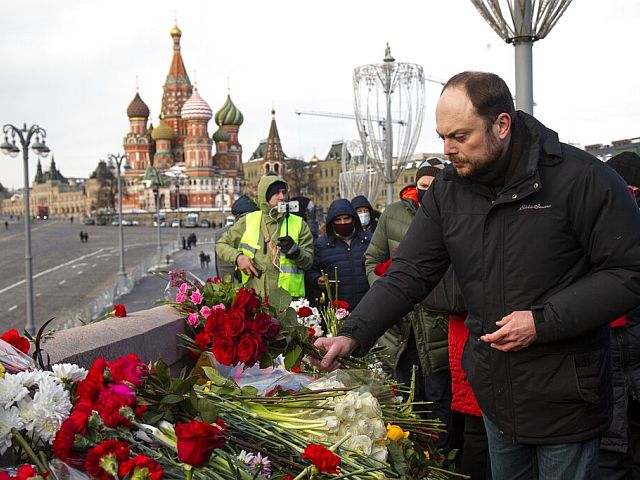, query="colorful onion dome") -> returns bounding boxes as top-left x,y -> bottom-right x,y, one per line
151,117 -> 176,141
214,94 -> 244,127
181,87 -> 213,121
212,127 -> 230,142
309,154 -> 319,163
126,92 -> 150,119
